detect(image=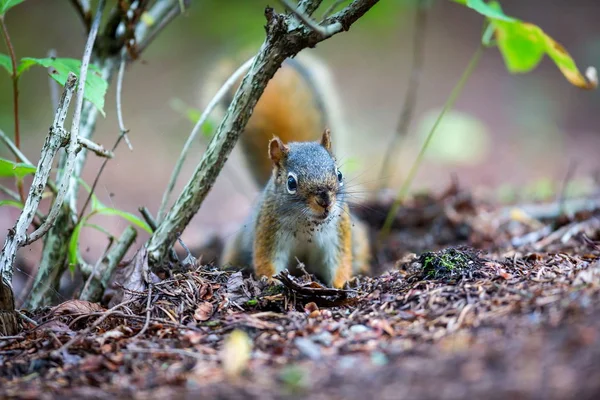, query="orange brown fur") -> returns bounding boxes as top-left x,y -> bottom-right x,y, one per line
253,207 -> 278,279
238,64 -> 326,186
